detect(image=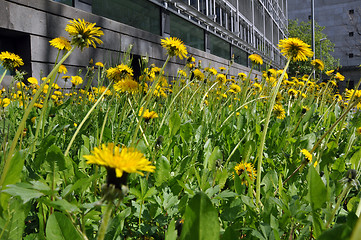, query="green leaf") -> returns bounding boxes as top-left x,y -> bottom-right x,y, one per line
48,199 -> 80,213
234,172 -> 244,195
169,112 -> 181,137
0,151 -> 25,212
45,212 -> 83,240
242,140 -> 255,163
0,199 -> 30,240
104,207 -> 131,240
205,146 -> 222,171
308,167 -> 327,210
155,156 -> 171,186
33,135 -> 56,169
2,183 -> 44,203
350,148 -> 361,170
143,187 -> 157,200
180,192 -> 220,240
180,122 -> 193,143
45,145 -> 66,172
165,219 -> 177,240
